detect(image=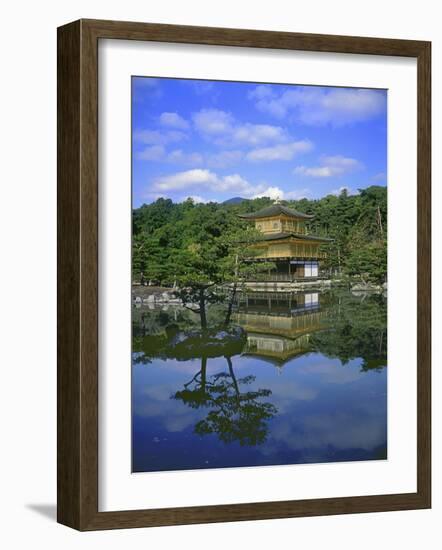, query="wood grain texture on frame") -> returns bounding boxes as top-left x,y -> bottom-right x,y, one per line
57,18 -> 431,531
